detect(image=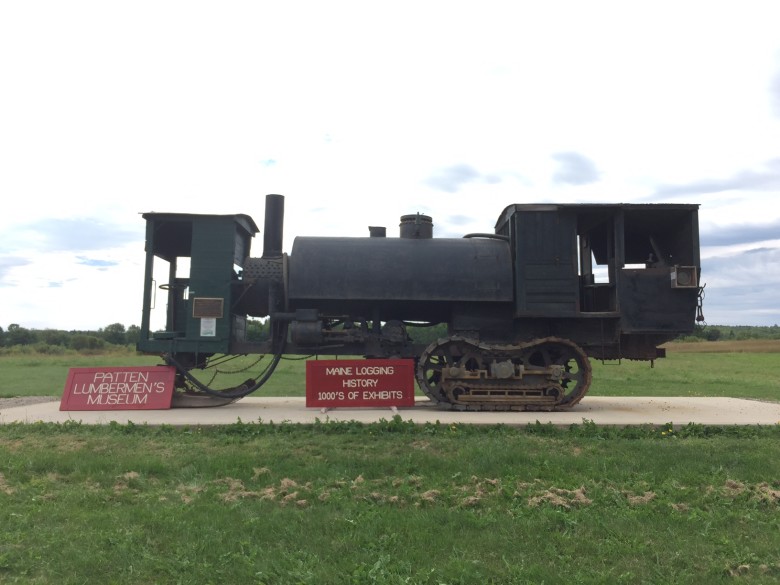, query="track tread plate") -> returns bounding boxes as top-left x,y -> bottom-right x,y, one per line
416,336 -> 592,412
